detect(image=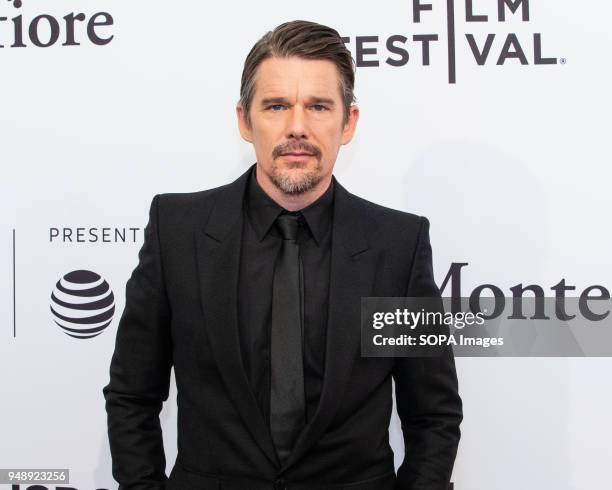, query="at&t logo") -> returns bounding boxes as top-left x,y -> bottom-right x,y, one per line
50,270 -> 115,339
